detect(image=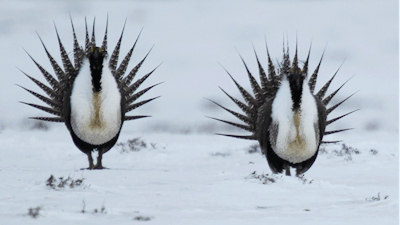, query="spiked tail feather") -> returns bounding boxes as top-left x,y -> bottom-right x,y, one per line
30,117 -> 64,123
36,34 -> 66,84
308,49 -> 325,93
20,102 -> 63,117
17,85 -> 62,111
101,16 -> 108,52
238,54 -> 263,104
108,20 -> 126,71
326,109 -> 359,126
114,29 -> 142,80
205,98 -> 252,125
124,115 -> 151,121
215,133 -> 257,140
125,96 -> 160,113
324,128 -> 353,136
122,47 -> 155,88
326,92 -> 357,115
207,117 -> 253,132
125,83 -> 162,106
